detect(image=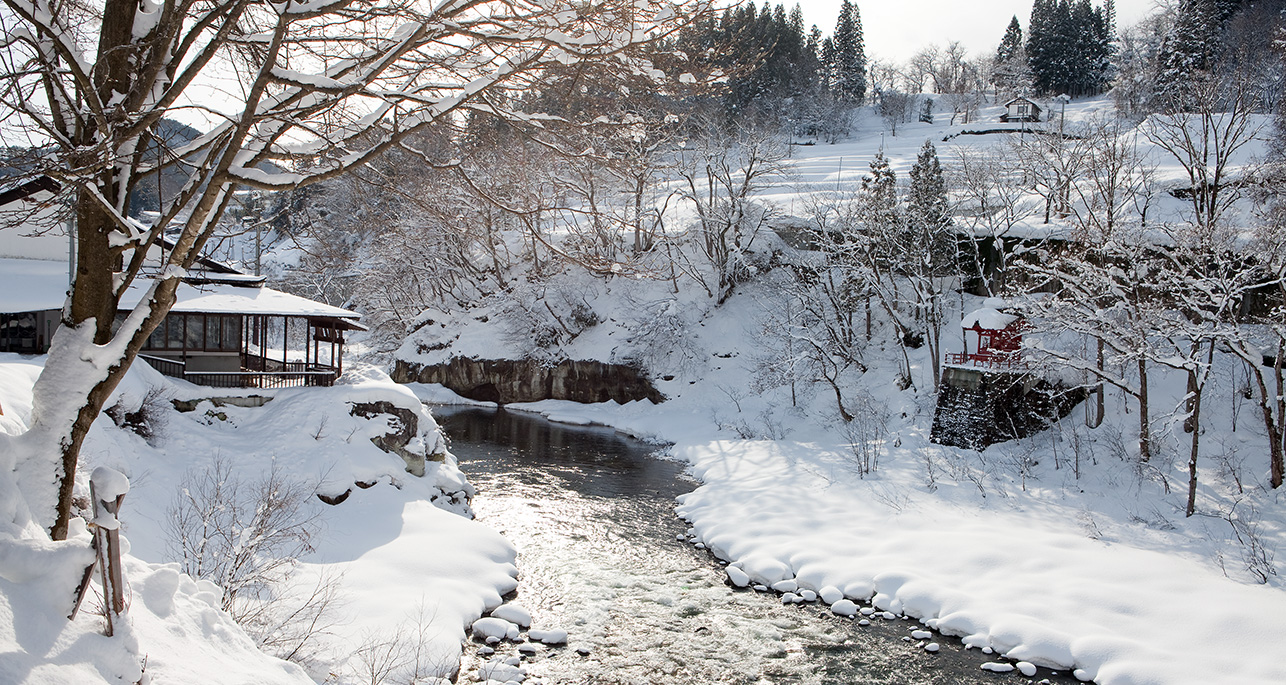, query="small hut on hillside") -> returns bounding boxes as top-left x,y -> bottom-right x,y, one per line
932,304 -> 1084,449
1000,97 -> 1042,123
